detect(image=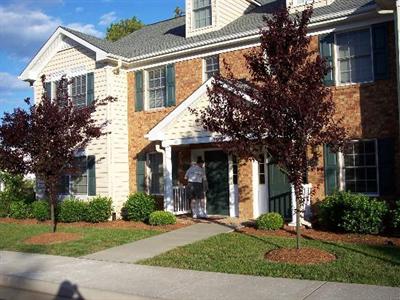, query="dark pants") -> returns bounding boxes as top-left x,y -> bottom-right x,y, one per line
187,182 -> 204,200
